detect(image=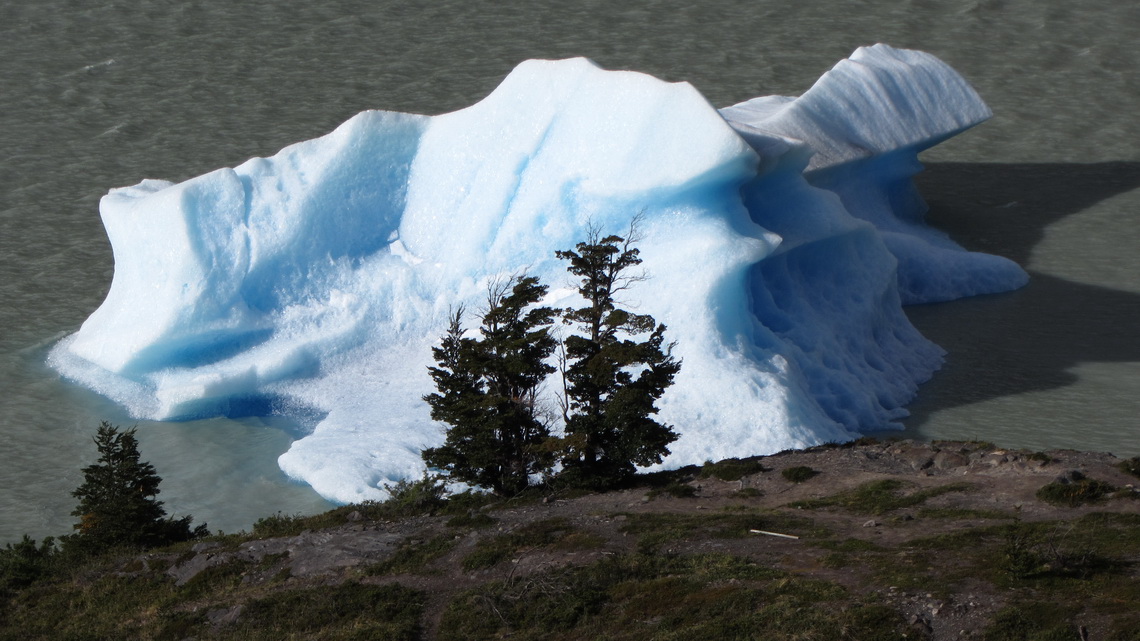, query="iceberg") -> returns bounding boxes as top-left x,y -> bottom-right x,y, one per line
48,44 -> 1027,504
